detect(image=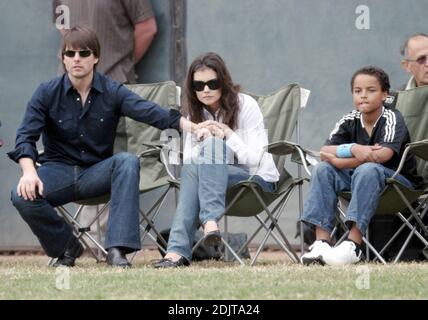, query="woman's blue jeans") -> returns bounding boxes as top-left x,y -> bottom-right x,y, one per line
300,161 -> 414,236
167,137 -> 276,262
10,152 -> 141,257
